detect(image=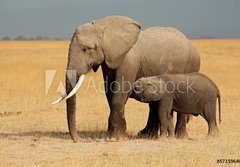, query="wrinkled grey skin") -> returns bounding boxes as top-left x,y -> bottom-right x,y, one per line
65,16 -> 200,141
132,73 -> 221,137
